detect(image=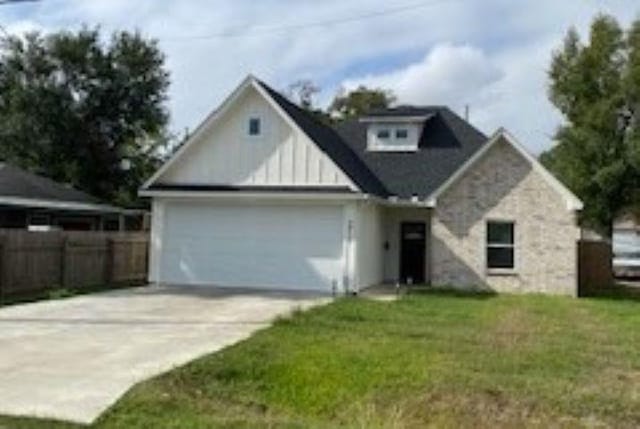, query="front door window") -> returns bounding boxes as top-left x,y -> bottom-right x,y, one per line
400,222 -> 426,284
